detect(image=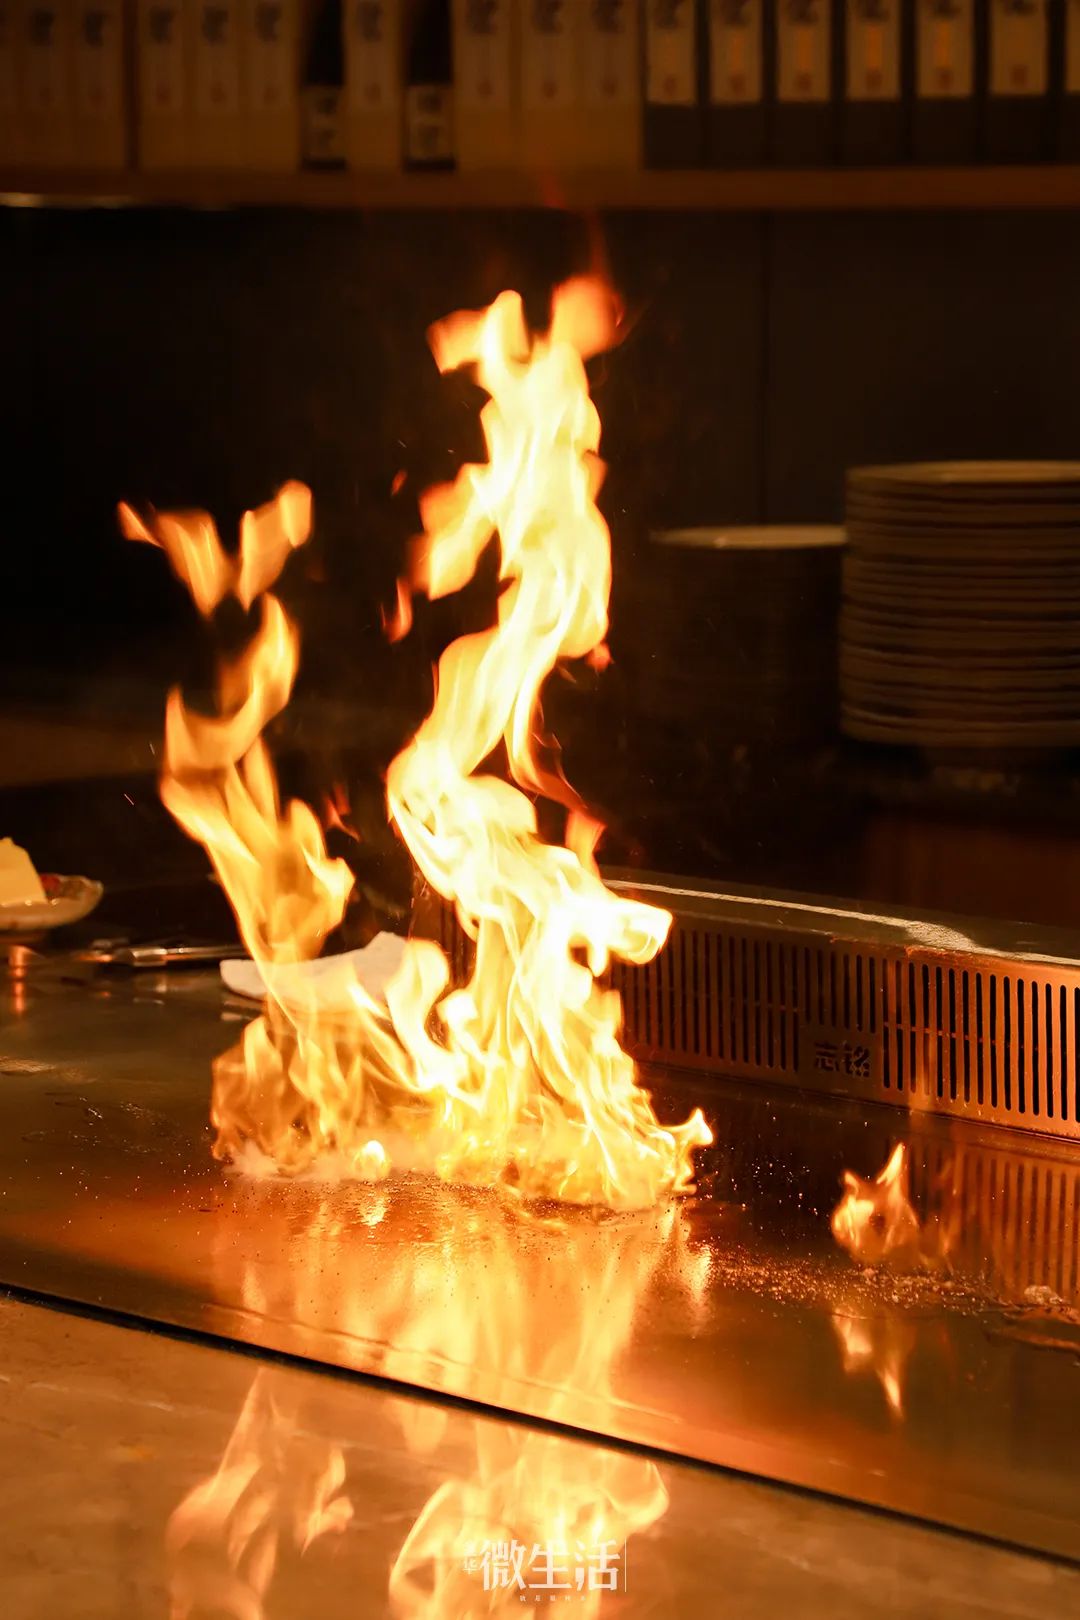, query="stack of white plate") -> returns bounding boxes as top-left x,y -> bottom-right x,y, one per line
842,462 -> 1080,749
